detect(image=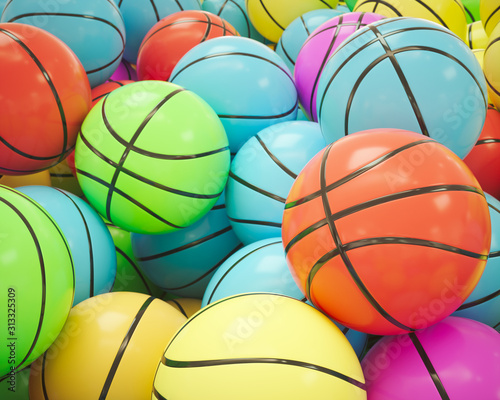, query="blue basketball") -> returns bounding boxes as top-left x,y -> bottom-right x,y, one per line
118,0 -> 201,64
316,17 -> 487,159
131,193 -> 243,298
276,9 -> 345,73
226,121 -> 326,244
201,238 -> 305,307
202,0 -> 269,43
17,185 -> 117,306
1,0 -> 126,88
170,36 -> 298,154
452,192 -> 500,330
